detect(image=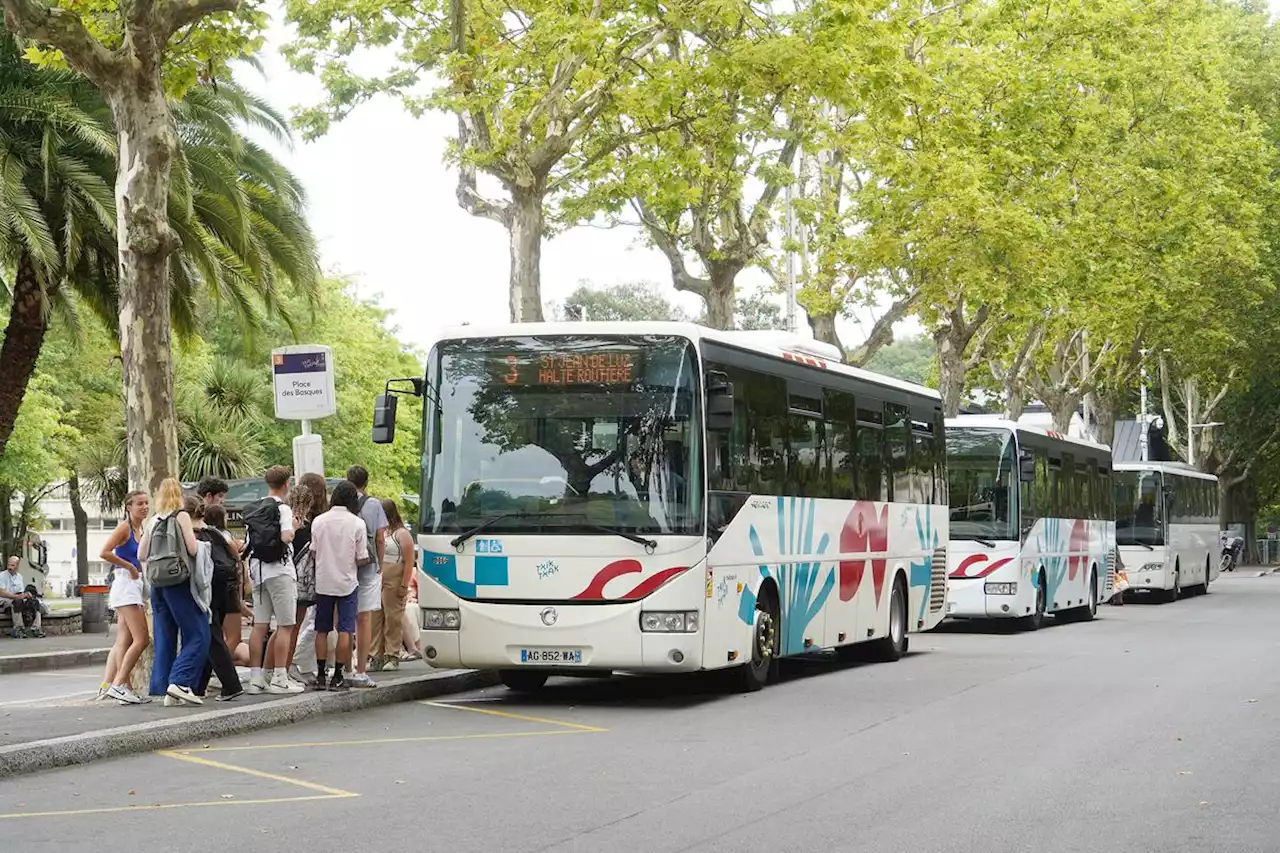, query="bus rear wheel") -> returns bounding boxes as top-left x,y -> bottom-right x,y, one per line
1060,569 -> 1098,623
1019,574 -> 1047,631
736,587 -> 779,692
499,670 -> 549,692
864,576 -> 909,663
